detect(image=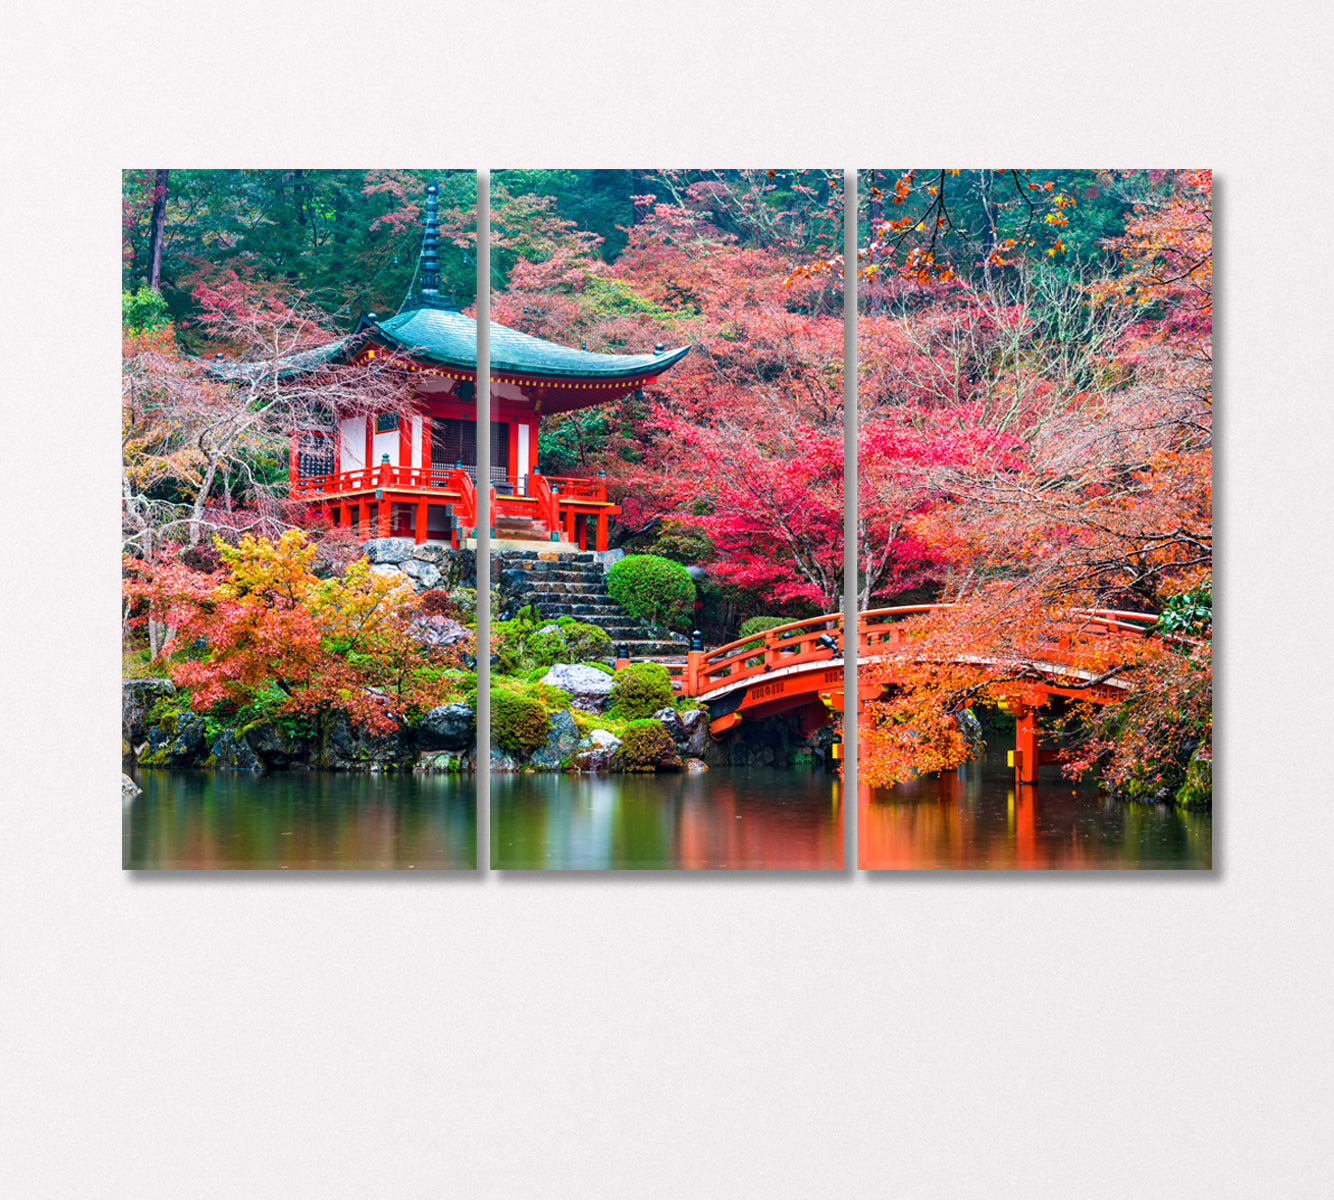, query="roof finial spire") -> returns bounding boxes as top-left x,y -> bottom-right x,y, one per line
419,181 -> 441,298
